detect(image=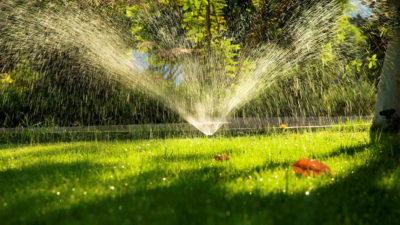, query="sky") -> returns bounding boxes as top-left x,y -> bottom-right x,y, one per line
346,0 -> 373,18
